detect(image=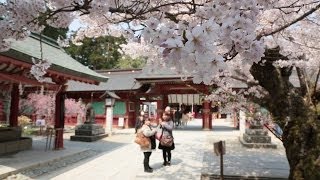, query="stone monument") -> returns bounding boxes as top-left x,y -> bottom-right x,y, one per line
70,103 -> 108,142
239,112 -> 277,148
